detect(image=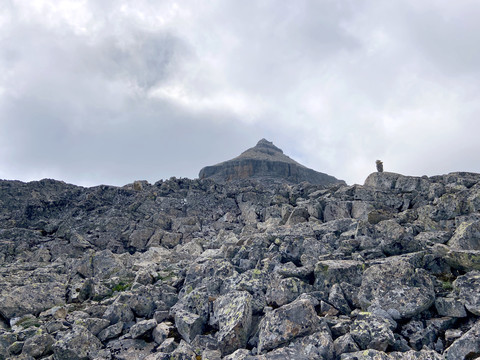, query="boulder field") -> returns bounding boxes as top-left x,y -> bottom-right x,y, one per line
0,171 -> 480,359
